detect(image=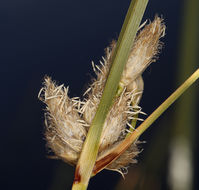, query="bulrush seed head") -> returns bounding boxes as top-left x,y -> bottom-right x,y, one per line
39,77 -> 87,165
39,16 -> 165,175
